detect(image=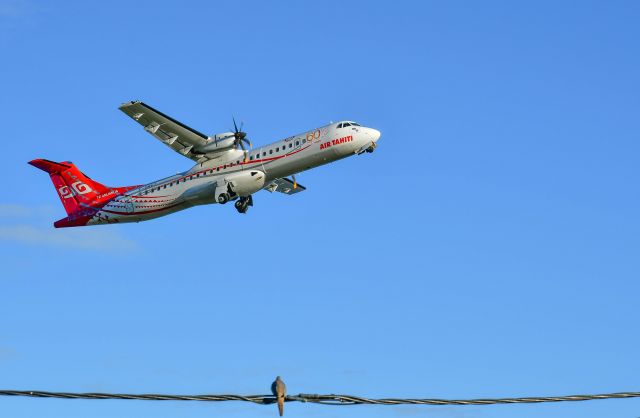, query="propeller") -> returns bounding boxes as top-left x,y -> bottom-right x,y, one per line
232,117 -> 252,162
